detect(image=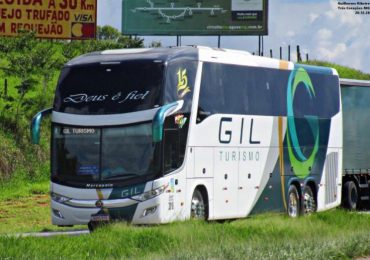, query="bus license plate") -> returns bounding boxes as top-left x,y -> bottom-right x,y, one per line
91,214 -> 110,222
